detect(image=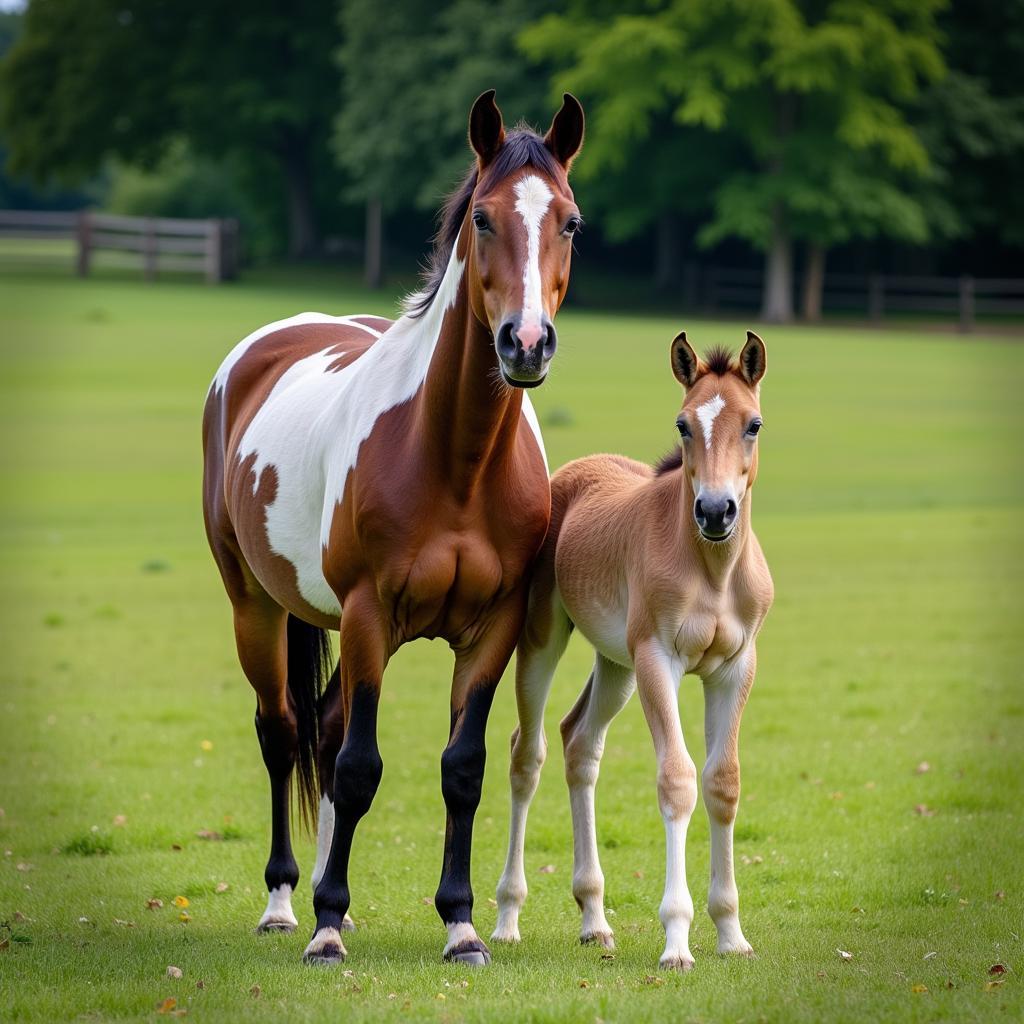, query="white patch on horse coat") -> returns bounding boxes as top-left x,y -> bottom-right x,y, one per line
696,393 -> 726,451
257,884 -> 298,930
520,393 -> 548,471
513,175 -> 554,332
211,312 -> 383,394
443,920 -> 481,955
310,794 -> 335,891
230,253 -> 465,616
